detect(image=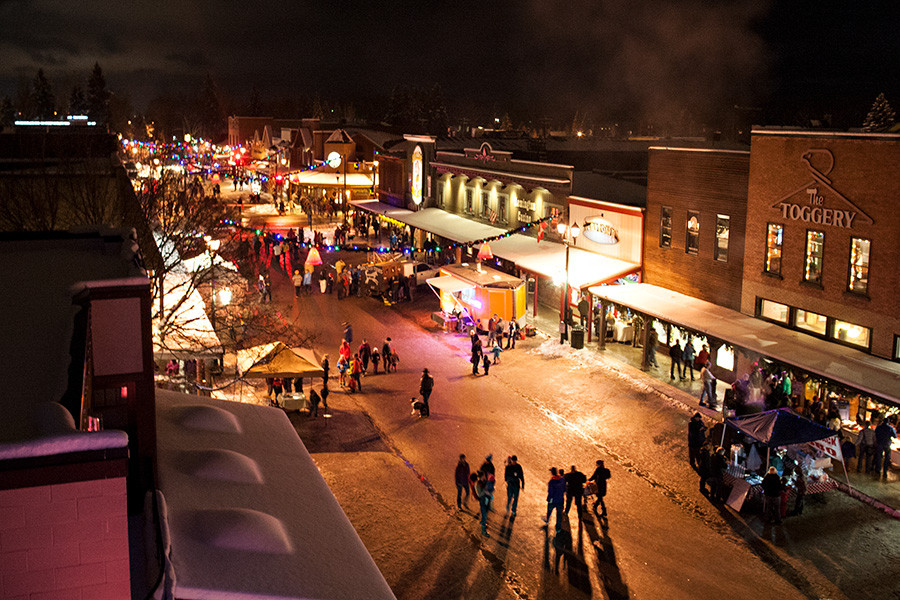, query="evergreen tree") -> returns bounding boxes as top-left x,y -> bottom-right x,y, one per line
87,62 -> 110,124
31,69 -> 56,120
197,73 -> 226,141
68,85 -> 88,115
0,96 -> 14,127
863,93 -> 896,132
